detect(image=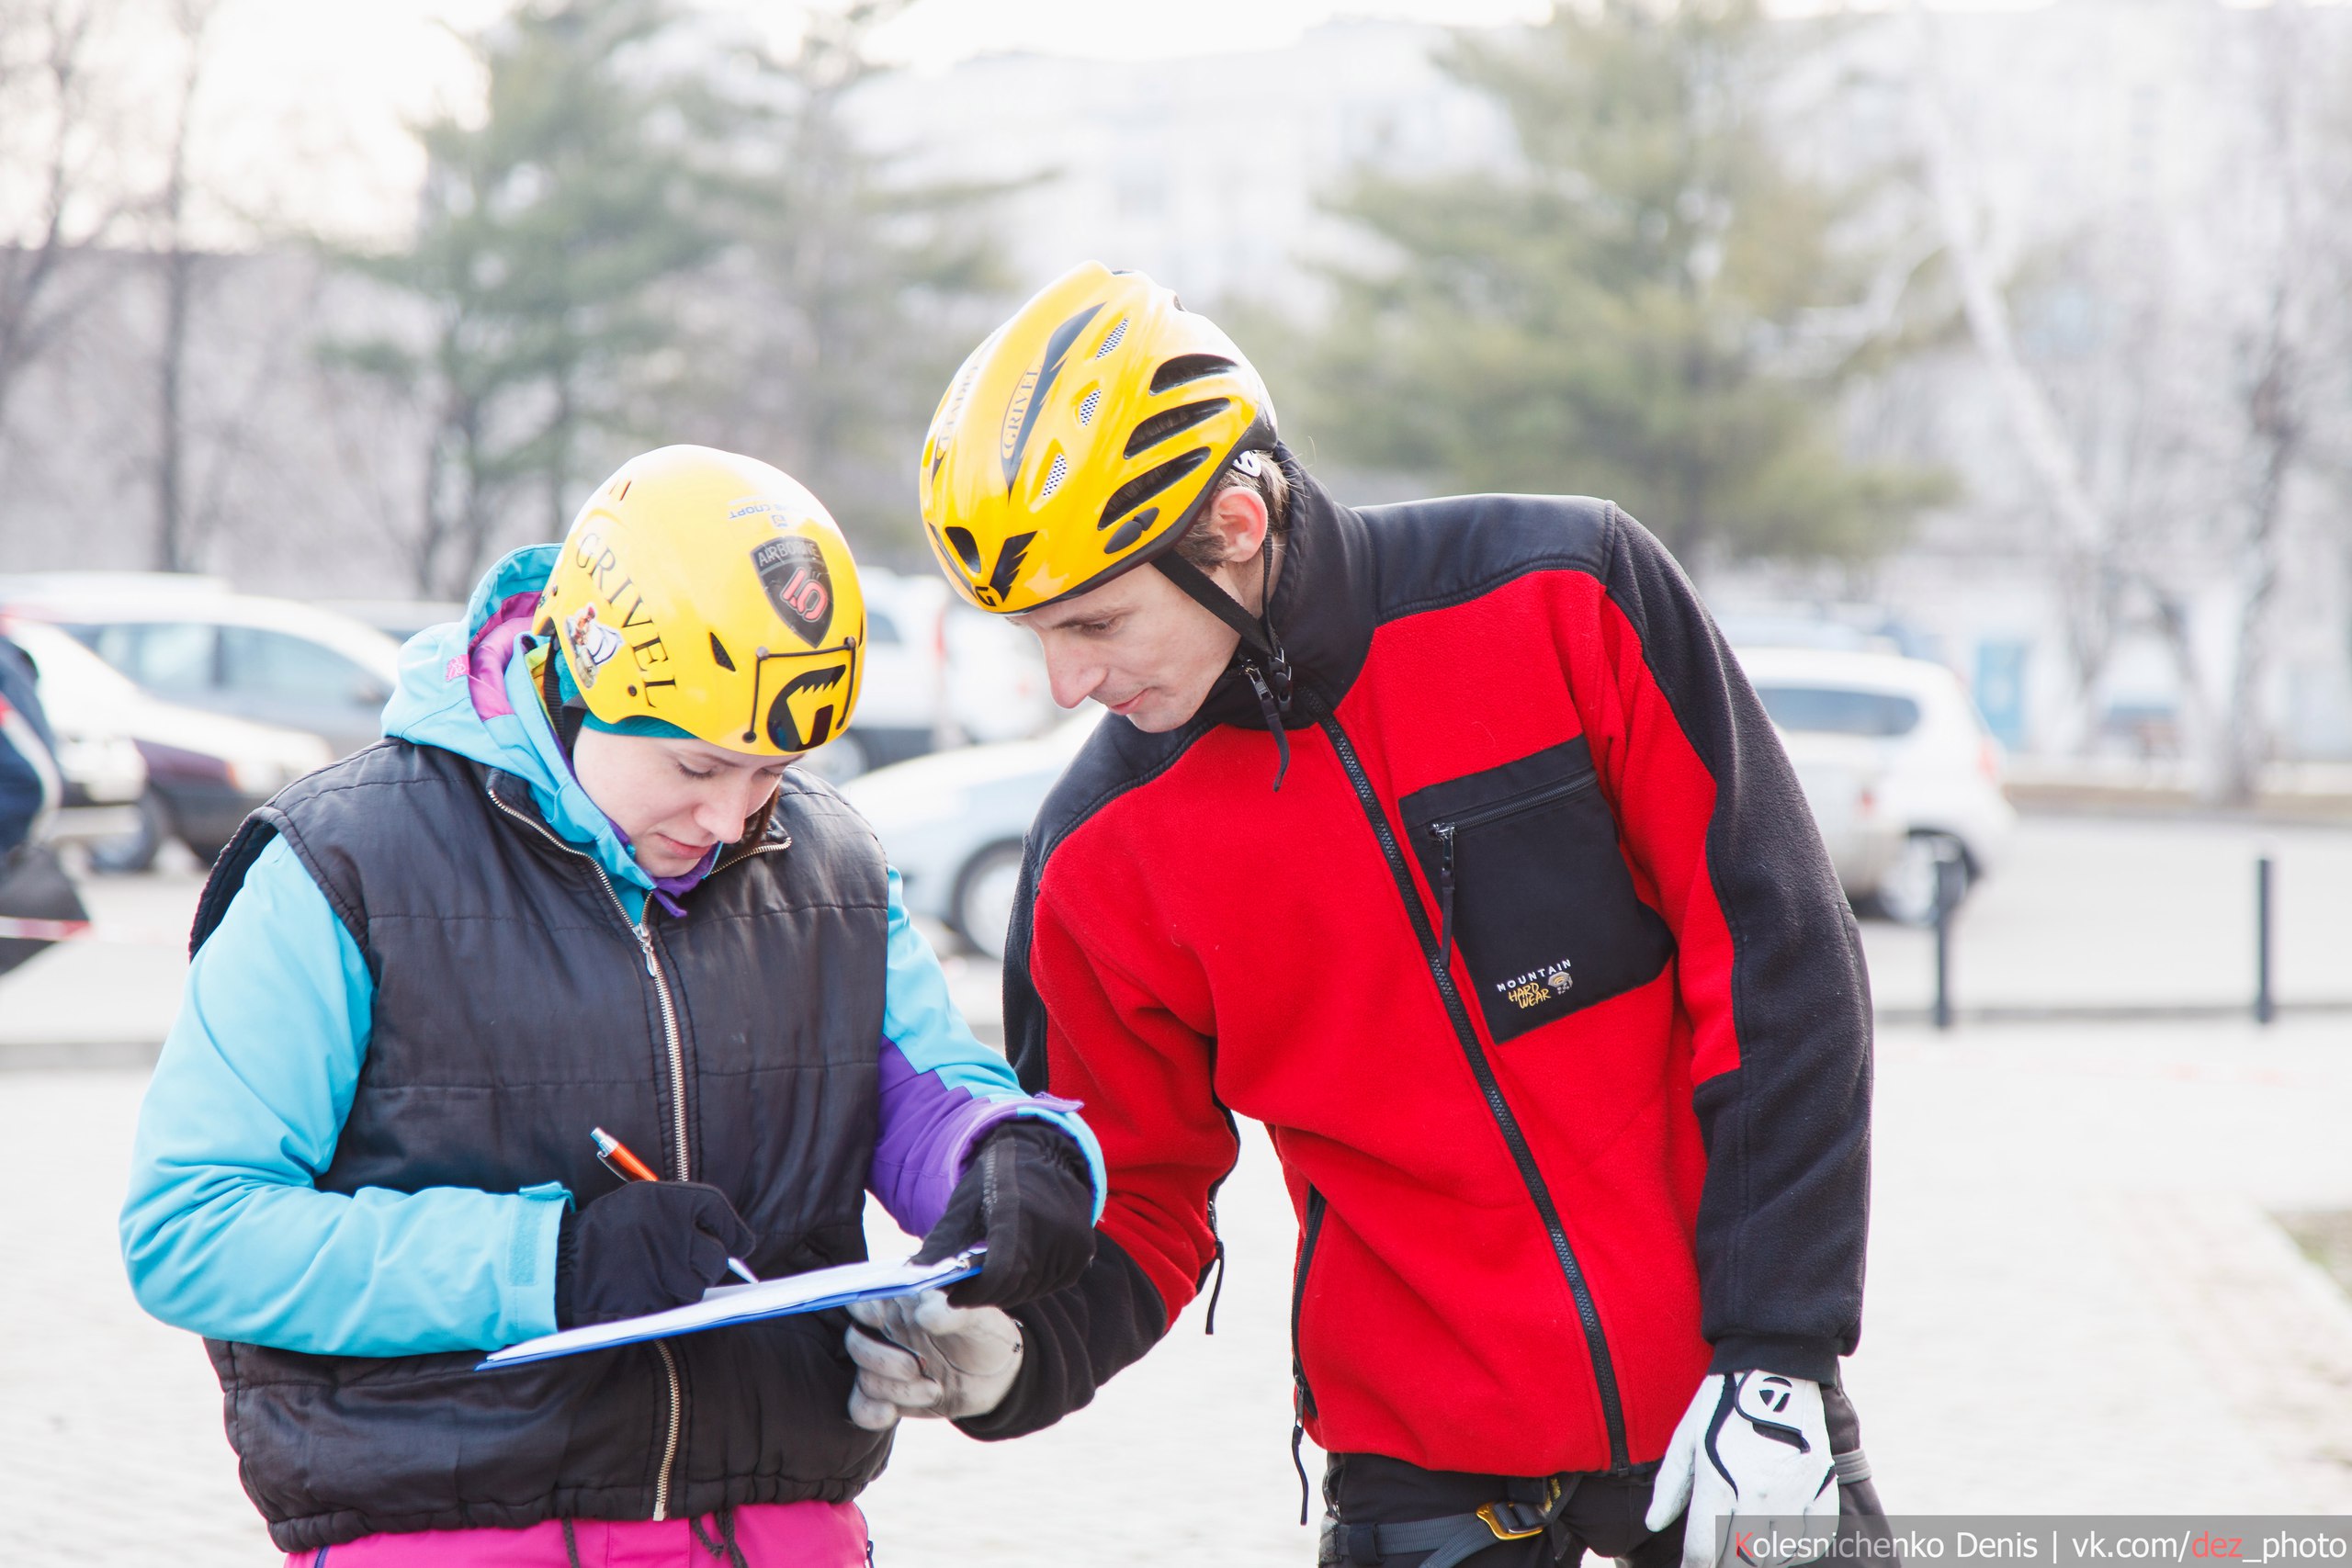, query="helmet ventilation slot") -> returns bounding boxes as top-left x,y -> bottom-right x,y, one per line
1149,354 -> 1236,393
1124,398 -> 1230,458
1077,387 -> 1102,426
1039,450 -> 1069,501
944,525 -> 985,575
1097,446 -> 1209,531
1094,318 -> 1129,358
